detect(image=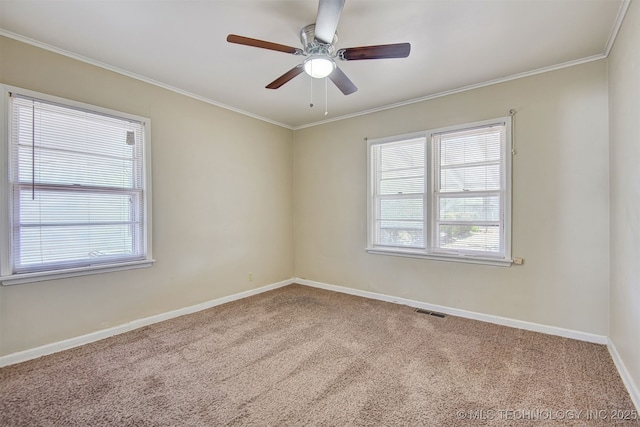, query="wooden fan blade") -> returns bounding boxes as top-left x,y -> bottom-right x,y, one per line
315,0 -> 345,44
337,43 -> 411,60
329,66 -> 357,95
227,34 -> 303,55
266,65 -> 305,89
